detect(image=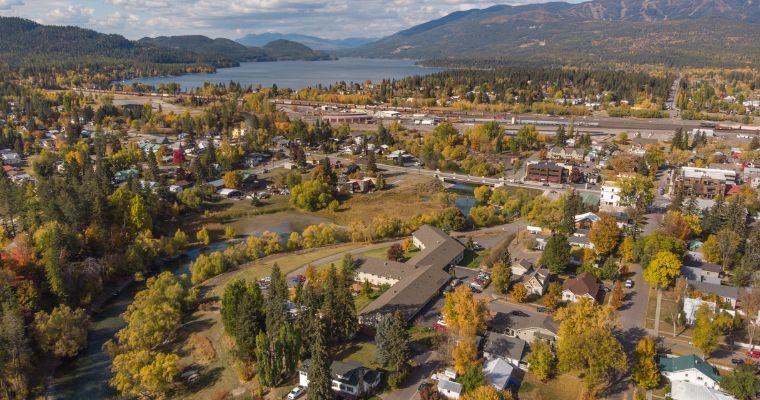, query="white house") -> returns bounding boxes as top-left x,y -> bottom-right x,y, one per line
484,357 -> 514,390
599,181 -> 623,211
523,268 -> 550,296
682,297 -> 736,325
659,355 -> 721,390
670,381 -> 736,400
298,360 -> 381,400
437,378 -> 462,399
